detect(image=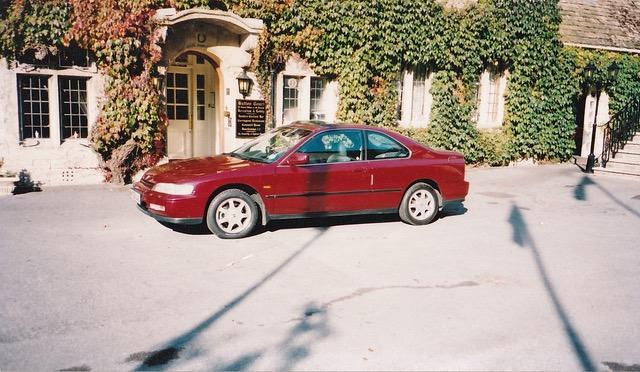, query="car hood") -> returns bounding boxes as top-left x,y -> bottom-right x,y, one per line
142,154 -> 261,184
